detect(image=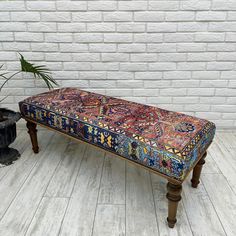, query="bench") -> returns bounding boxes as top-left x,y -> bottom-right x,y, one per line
19,87 -> 215,228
